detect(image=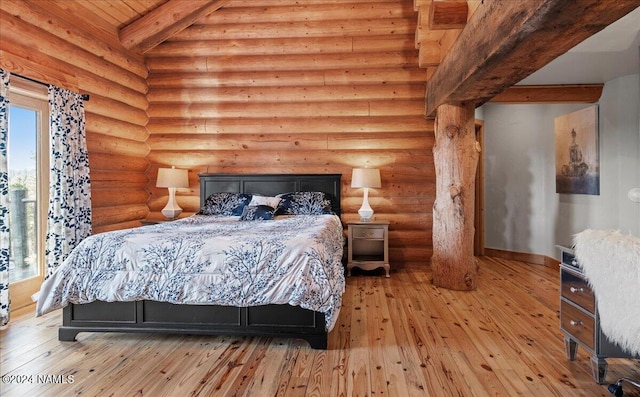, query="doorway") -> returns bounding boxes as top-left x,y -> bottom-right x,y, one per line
474,120 -> 484,256
6,77 -> 49,311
